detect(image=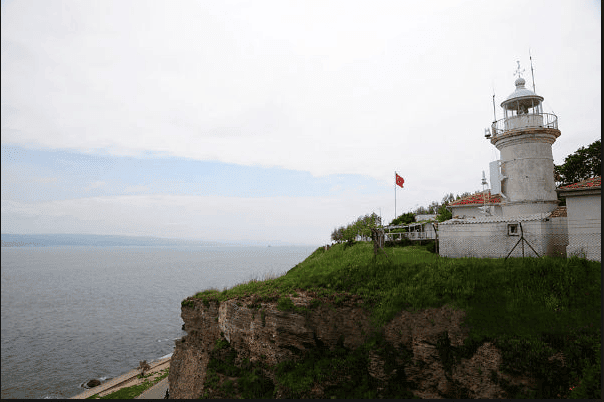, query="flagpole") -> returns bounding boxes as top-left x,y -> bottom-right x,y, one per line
394,171 -> 397,222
